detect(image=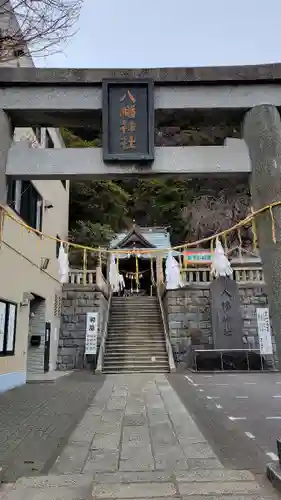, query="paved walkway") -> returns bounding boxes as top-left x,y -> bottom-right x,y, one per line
0,372 -> 104,482
0,374 -> 278,499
